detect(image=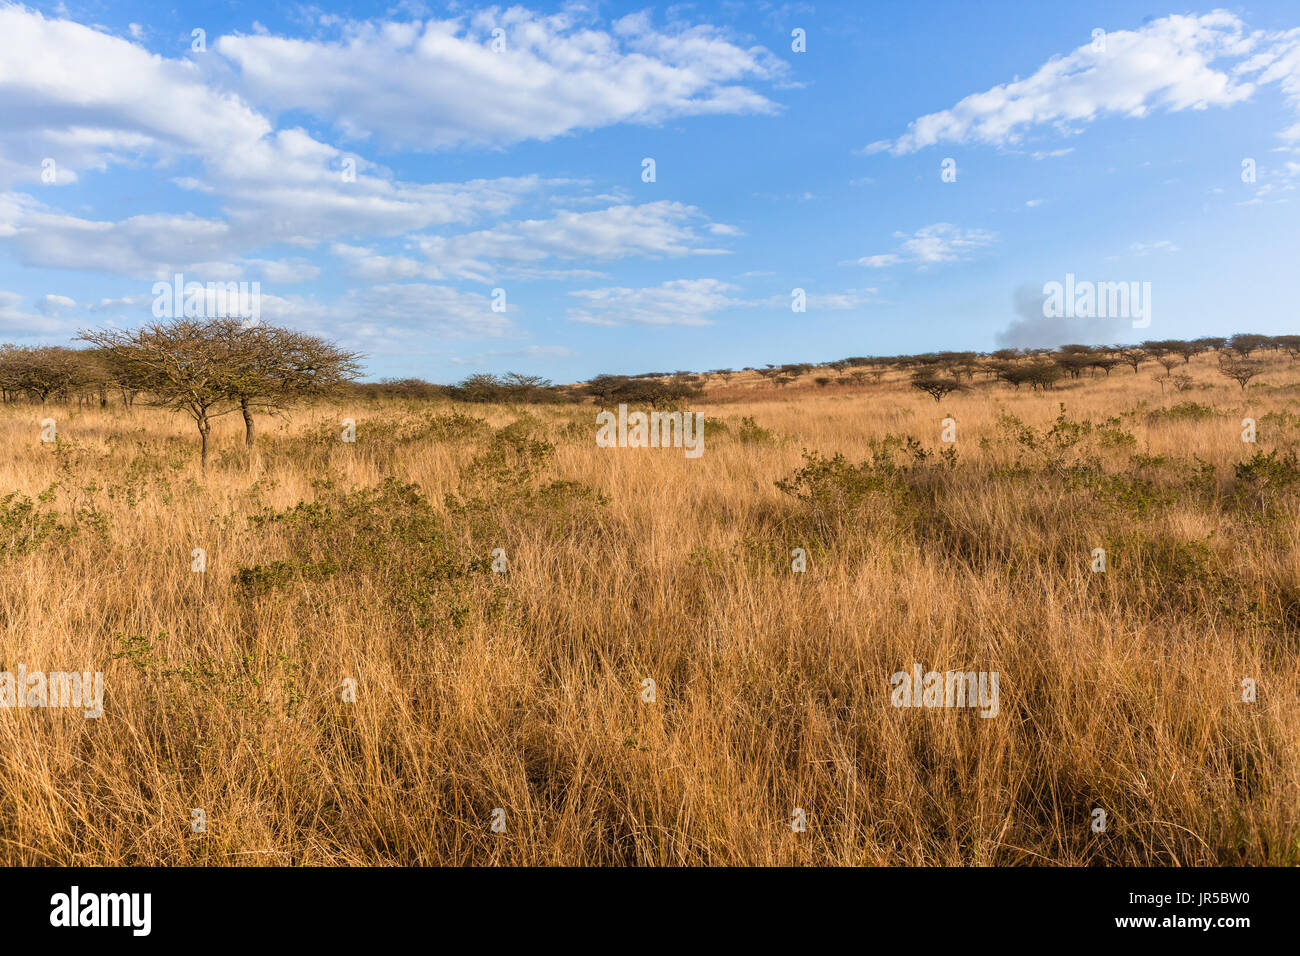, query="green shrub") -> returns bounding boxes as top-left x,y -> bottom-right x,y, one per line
0,493 -> 74,558
1148,401 -> 1214,423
